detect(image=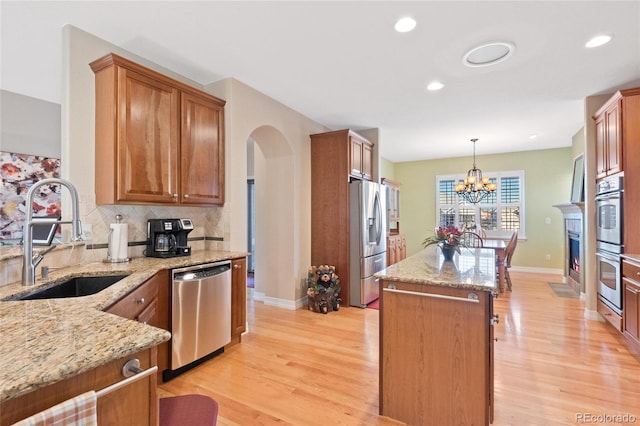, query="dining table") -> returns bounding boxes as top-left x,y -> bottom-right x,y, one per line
482,237 -> 508,292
